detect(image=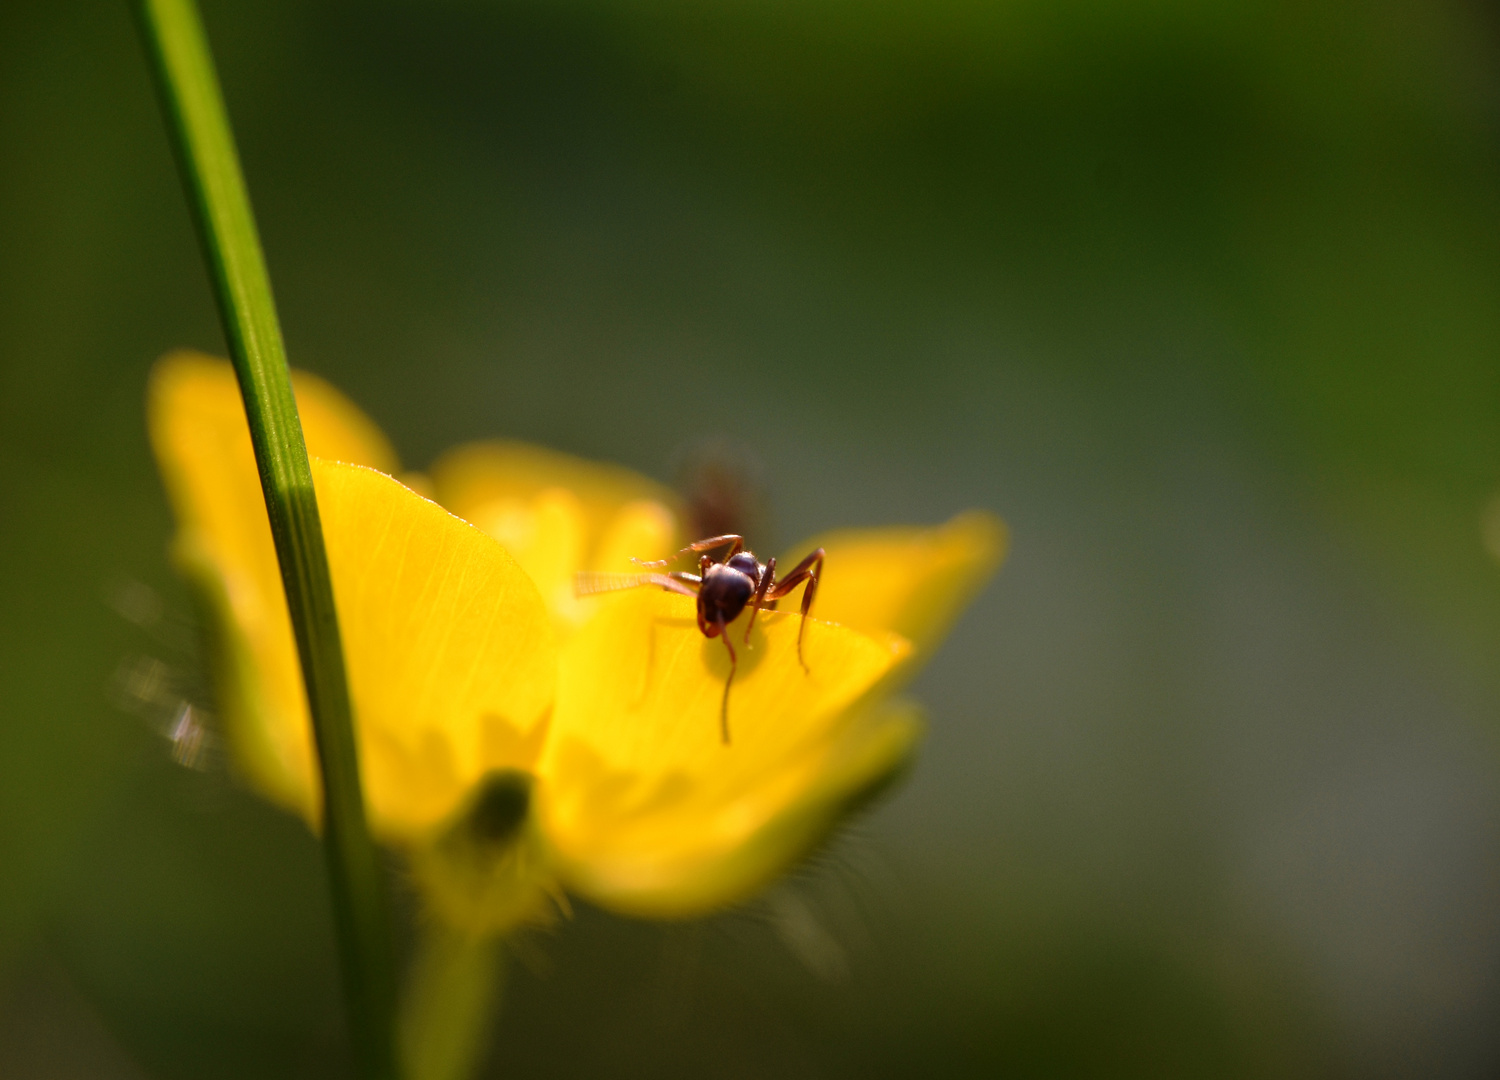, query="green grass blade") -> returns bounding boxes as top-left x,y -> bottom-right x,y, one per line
134,2 -> 399,1076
